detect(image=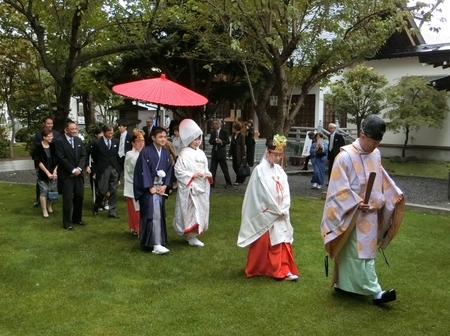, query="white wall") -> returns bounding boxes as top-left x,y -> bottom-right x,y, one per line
365,57 -> 450,147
